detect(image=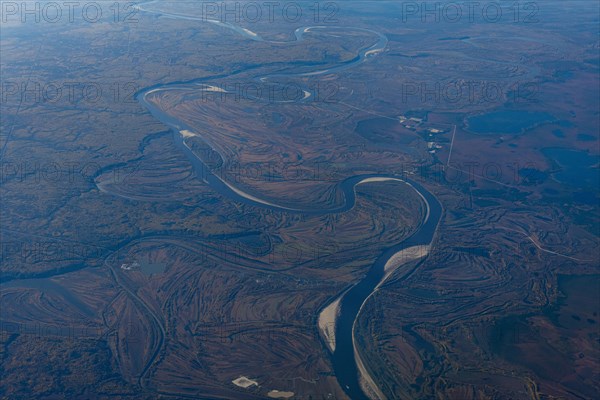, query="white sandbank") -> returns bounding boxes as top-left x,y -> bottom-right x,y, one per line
318,295 -> 342,353
232,376 -> 258,388
267,390 -> 295,398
